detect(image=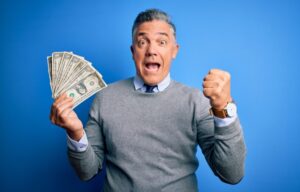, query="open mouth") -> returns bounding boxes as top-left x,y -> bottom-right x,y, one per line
144,62 -> 161,72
